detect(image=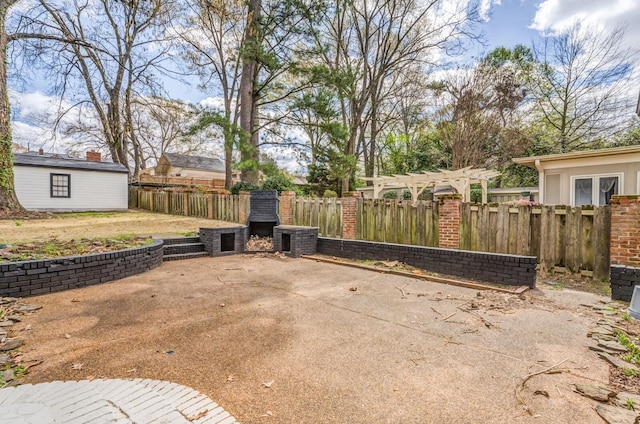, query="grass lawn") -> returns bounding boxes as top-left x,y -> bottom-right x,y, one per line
0,210 -> 230,245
